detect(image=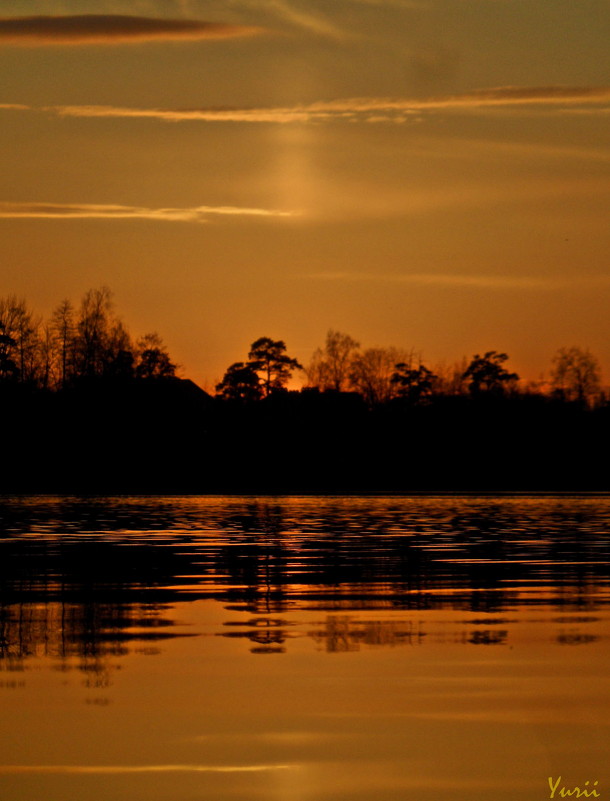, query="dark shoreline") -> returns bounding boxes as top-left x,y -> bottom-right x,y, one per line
3,490 -> 610,498
2,379 -> 609,495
